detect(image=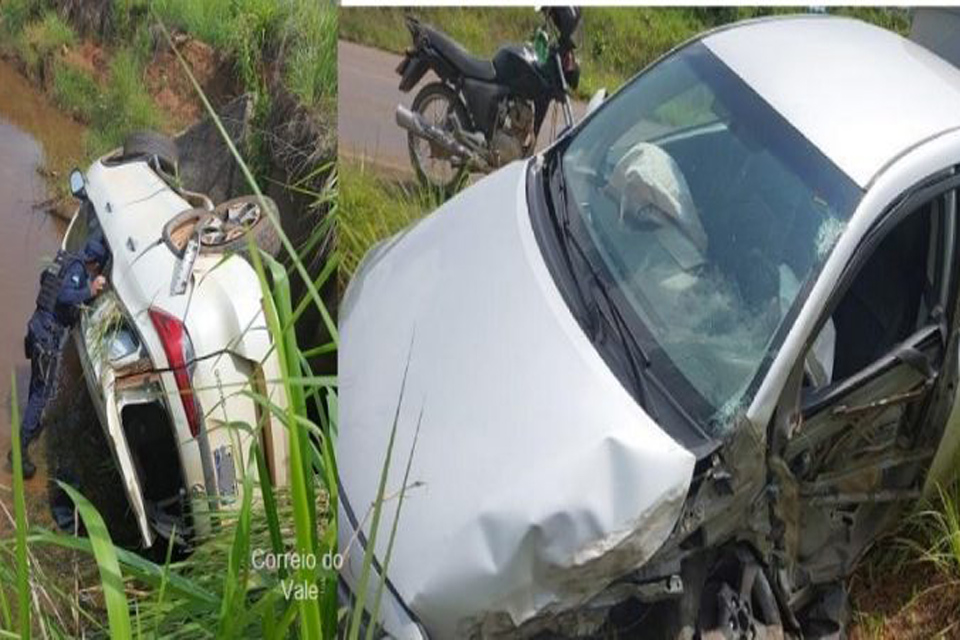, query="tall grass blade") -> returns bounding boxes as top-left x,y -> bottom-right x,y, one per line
152,525 -> 178,639
254,444 -> 286,578
256,251 -> 324,638
9,375 -> 30,640
217,455 -> 255,637
347,350 -> 413,640
367,408 -> 423,640
0,559 -> 10,631
58,482 -> 133,639
31,531 -> 218,605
